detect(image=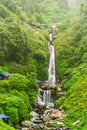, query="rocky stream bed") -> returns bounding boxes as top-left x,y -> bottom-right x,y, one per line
17,84 -> 70,130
